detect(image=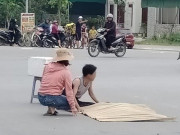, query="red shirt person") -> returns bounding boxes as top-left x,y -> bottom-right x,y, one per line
51,20 -> 61,48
